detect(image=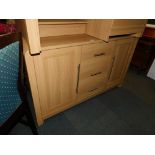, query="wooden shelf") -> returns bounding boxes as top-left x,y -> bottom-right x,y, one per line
40,34 -> 102,51
38,19 -> 88,25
